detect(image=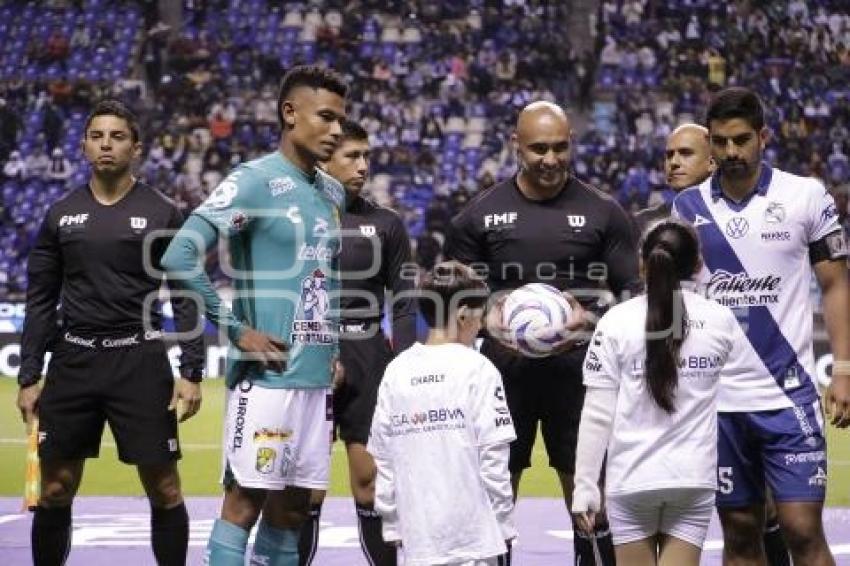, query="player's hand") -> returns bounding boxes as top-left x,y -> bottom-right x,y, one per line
825,372 -> 850,428
169,378 -> 203,423
547,293 -> 594,355
572,511 -> 597,536
236,328 -> 289,373
16,384 -> 41,431
331,356 -> 345,391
